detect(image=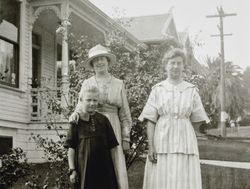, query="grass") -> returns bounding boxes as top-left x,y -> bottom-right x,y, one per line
201,164 -> 250,189
198,138 -> 250,162
128,137 -> 250,189
129,159 -> 250,189
11,138 -> 250,189
128,160 -> 145,189
208,126 -> 250,137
